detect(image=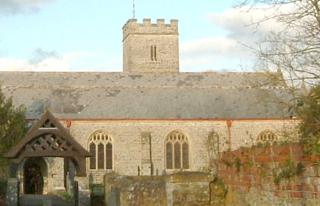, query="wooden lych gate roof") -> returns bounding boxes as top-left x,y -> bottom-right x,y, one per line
5,110 -> 90,176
